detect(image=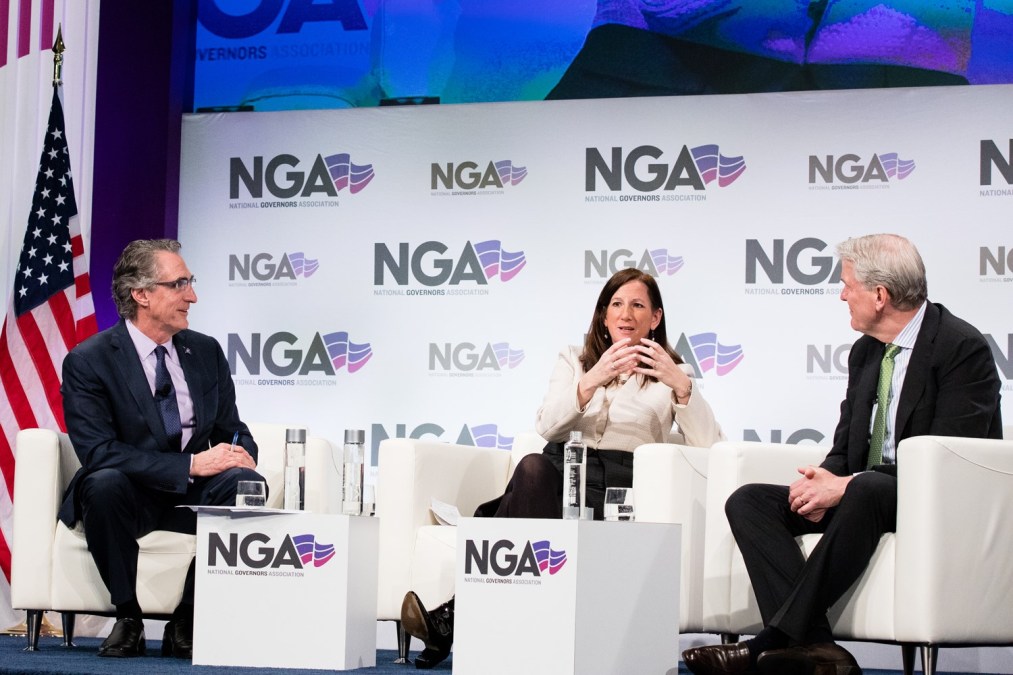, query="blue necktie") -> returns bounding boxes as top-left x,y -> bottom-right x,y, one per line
867,343 -> 901,468
154,345 -> 183,453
